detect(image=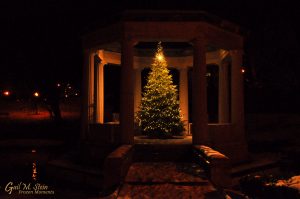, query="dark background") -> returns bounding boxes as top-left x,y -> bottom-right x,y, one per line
1,0 -> 300,113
